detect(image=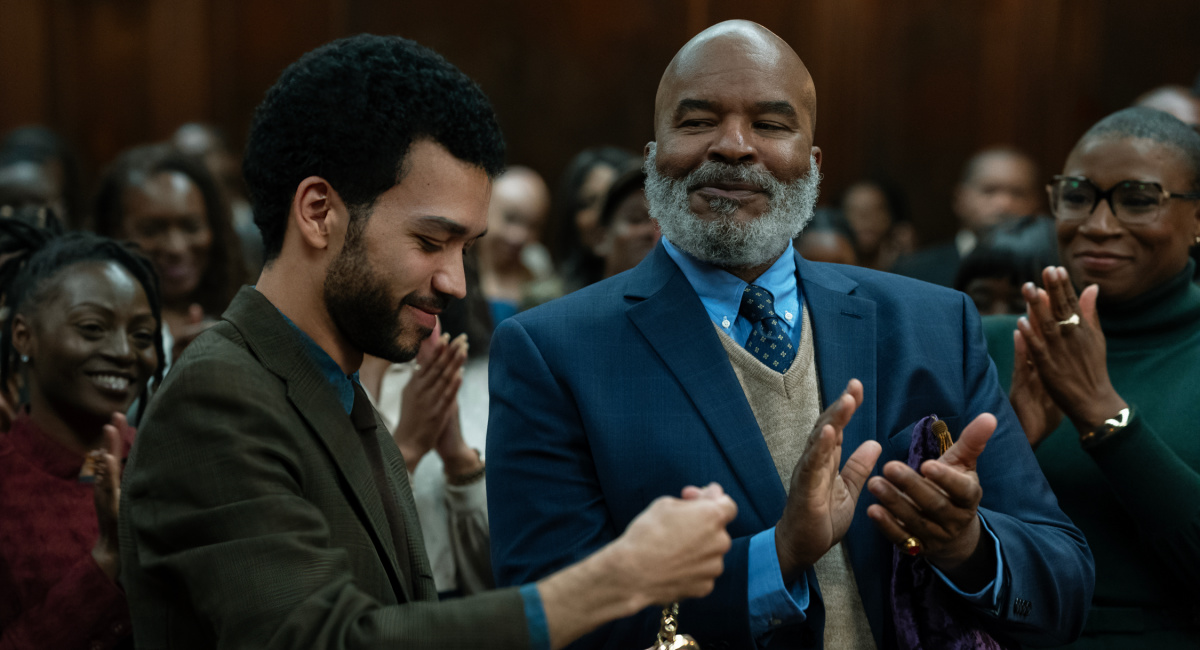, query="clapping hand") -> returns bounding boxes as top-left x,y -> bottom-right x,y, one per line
394,320 -> 468,472
1014,266 -> 1127,441
775,379 -> 882,581
867,414 -> 997,590
91,413 -> 128,581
